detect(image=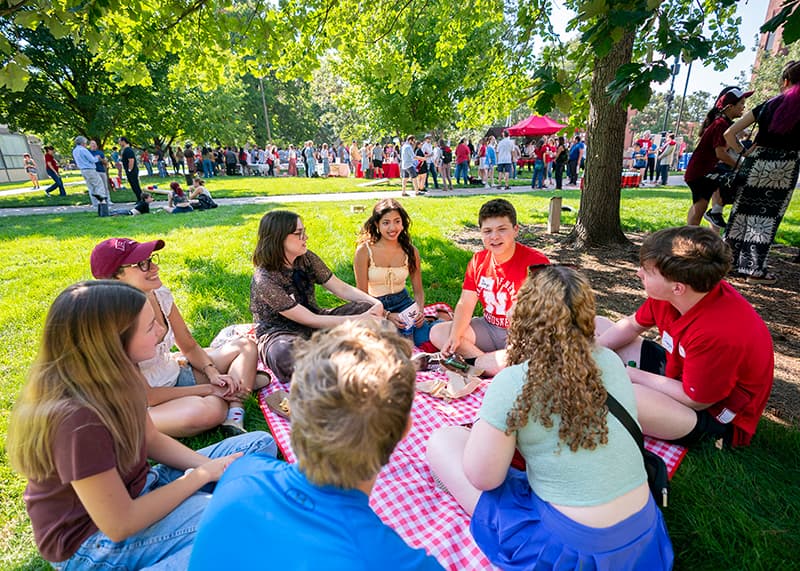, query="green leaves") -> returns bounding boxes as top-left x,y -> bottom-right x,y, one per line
761,0 -> 800,45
